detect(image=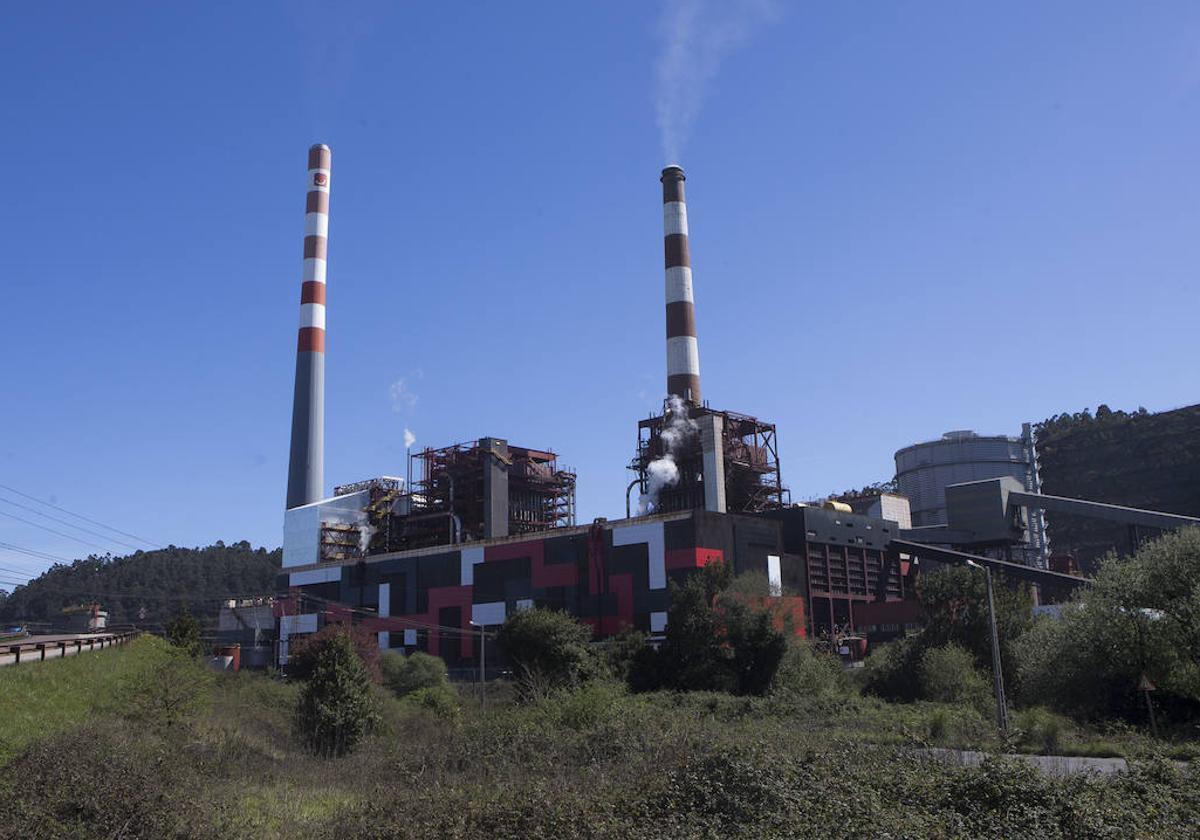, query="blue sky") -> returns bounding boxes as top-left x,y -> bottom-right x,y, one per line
2,2 -> 1198,586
